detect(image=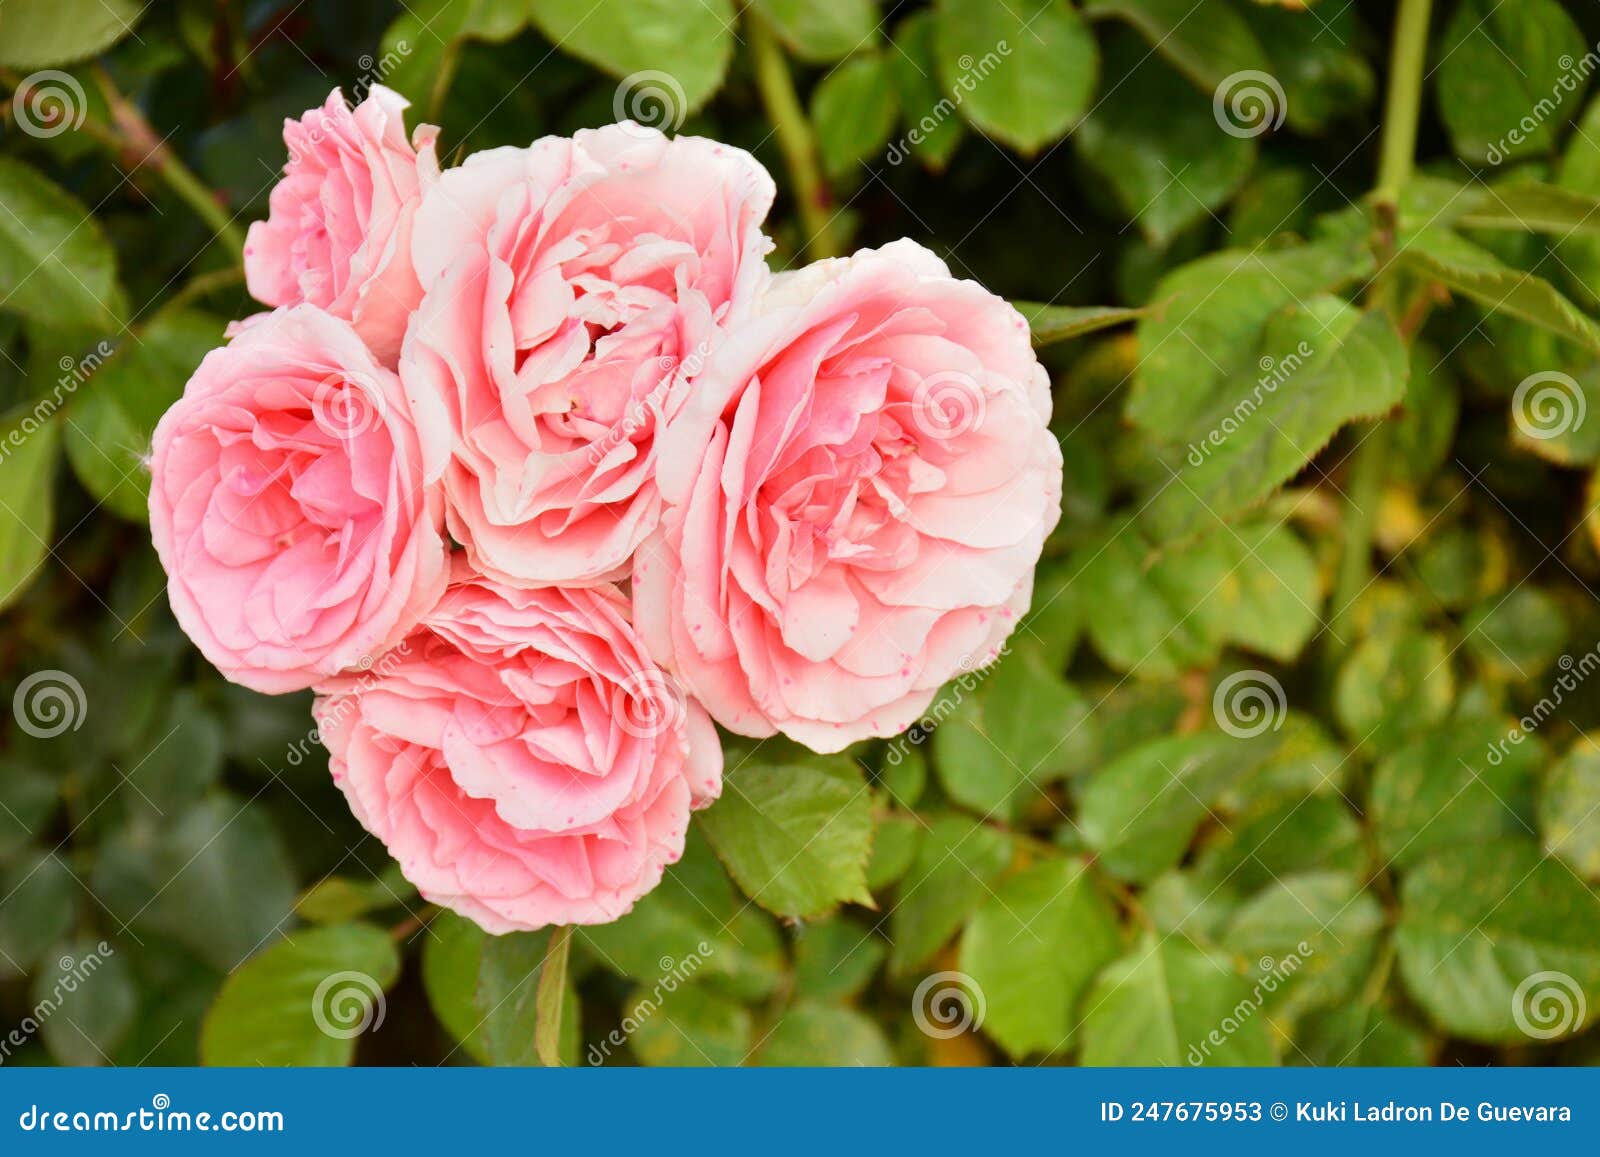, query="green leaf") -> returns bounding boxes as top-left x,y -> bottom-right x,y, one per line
865,812 -> 921,892
534,925 -> 572,1067
0,159 -> 123,331
958,858 -> 1121,1058
1074,35 -> 1256,243
697,760 -> 873,918
0,405 -> 59,613
889,813 -> 1013,974
1078,731 -> 1281,883
119,689 -> 223,816
1506,362 -> 1600,466
810,53 -> 898,178
377,0 -> 530,108
200,924 -> 399,1065
1398,228 -> 1600,355
1128,238 -> 1373,439
758,1000 -> 893,1065
1085,0 -> 1269,93
1140,300 -> 1409,540
1463,587 -> 1568,679
1435,0 -> 1586,165
0,849 -> 76,976
92,795 -> 298,973
933,0 -> 1098,154
1456,182 -> 1600,237
753,0 -> 877,61
793,916 -> 885,1001
1295,1001 -> 1432,1066
1079,932 -> 1276,1065
296,865 -> 415,926
581,829 -> 785,1001
1222,871 -> 1384,1019
887,11 -> 964,169
931,648 -> 1097,820
1193,794 -> 1365,898
475,929 -> 579,1066
527,0 -> 735,112
0,761 -> 57,858
1541,737 -> 1600,880
1014,301 -> 1146,347
64,311 -> 223,522
421,910 -> 491,1063
1396,842 -> 1600,1043
0,0 -> 143,68
32,939 -> 138,1066
1333,627 -> 1454,753
1241,0 -> 1375,134
626,983 -> 751,1066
